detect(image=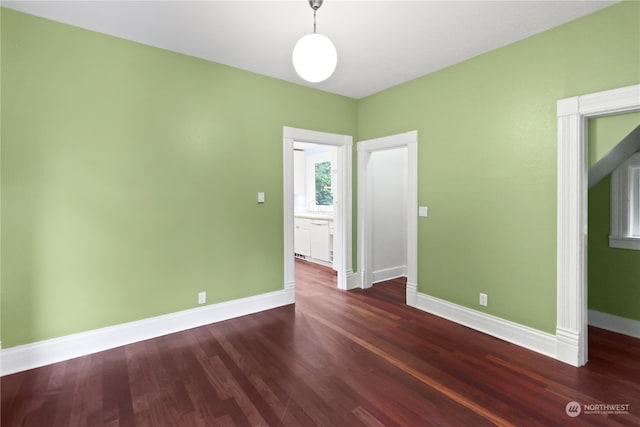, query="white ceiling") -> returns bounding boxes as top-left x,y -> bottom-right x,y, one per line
3,0 -> 618,99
